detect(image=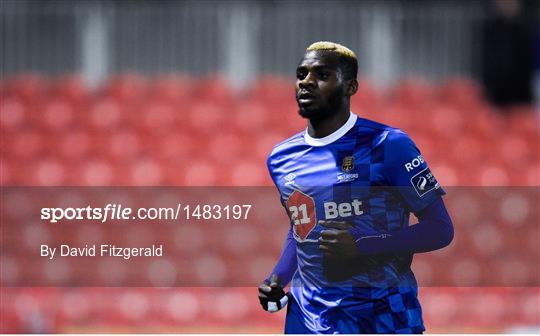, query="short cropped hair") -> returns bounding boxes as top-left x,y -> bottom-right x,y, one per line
306,41 -> 358,80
